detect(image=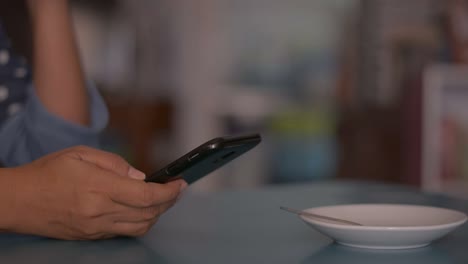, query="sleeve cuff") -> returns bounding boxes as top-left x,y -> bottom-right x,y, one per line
25,81 -> 109,147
